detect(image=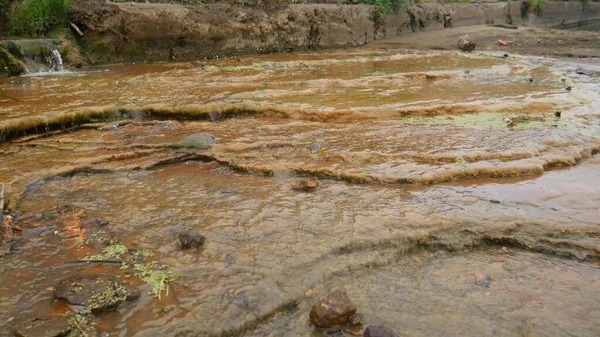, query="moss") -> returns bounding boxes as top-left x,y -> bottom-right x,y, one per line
0,44 -> 25,77
84,242 -> 129,260
85,281 -> 129,313
123,43 -> 146,60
